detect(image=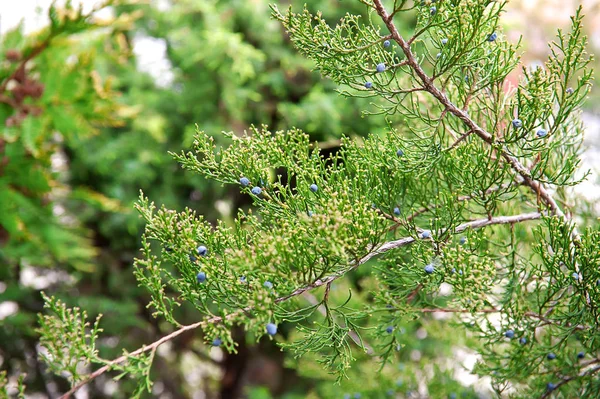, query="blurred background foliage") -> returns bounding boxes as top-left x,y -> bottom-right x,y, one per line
0,0 -> 598,398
